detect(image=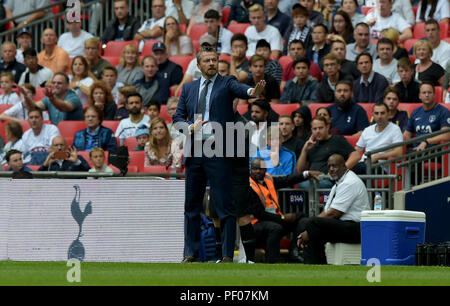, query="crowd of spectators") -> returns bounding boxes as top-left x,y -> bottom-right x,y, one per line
0,0 -> 448,177
0,0 -> 449,265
